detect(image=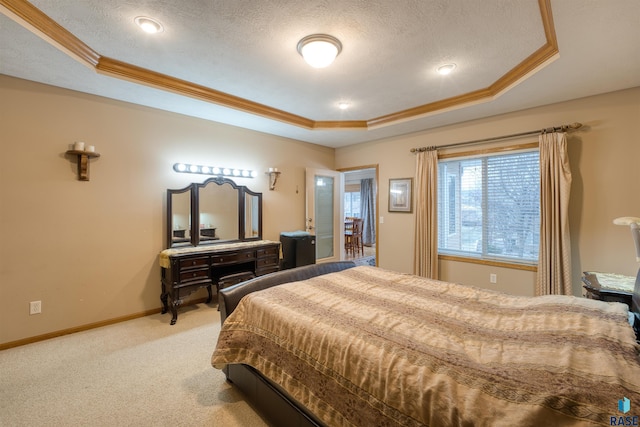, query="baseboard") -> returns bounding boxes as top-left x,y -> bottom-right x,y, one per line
0,297 -> 209,350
